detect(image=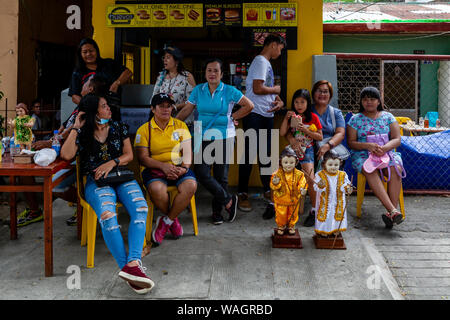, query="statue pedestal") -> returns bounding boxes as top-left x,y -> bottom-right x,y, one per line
272,229 -> 303,249
313,234 -> 346,250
